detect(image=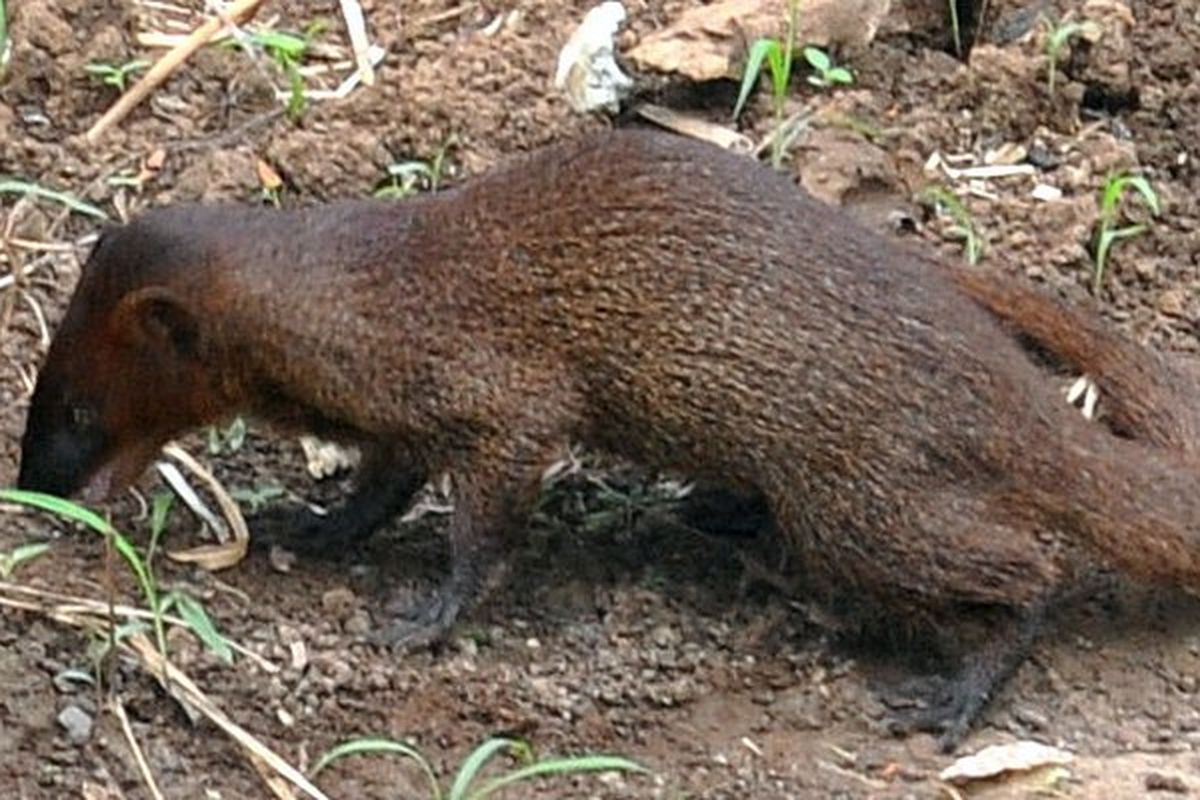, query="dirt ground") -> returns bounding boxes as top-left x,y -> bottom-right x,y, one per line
3,0 -> 1200,797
